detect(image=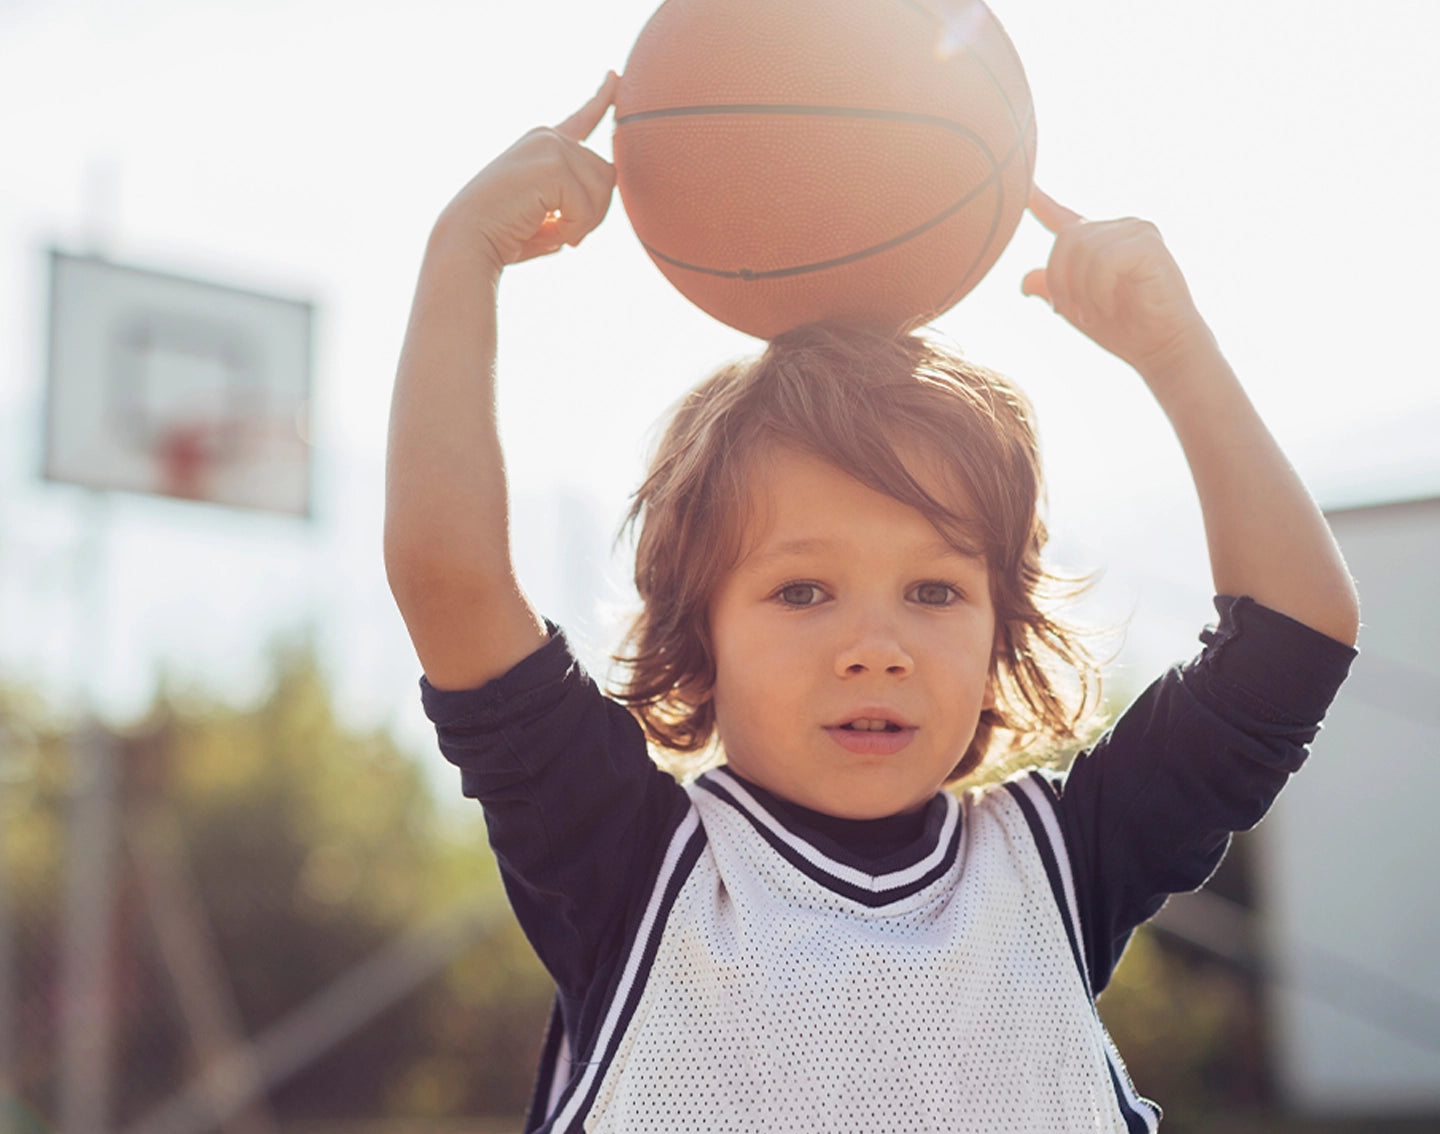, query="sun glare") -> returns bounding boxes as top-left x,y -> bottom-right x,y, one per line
930,0 -> 988,61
